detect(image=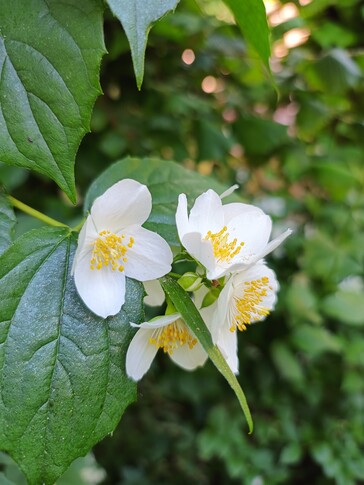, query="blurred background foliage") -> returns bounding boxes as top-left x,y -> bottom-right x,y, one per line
1,0 -> 364,483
